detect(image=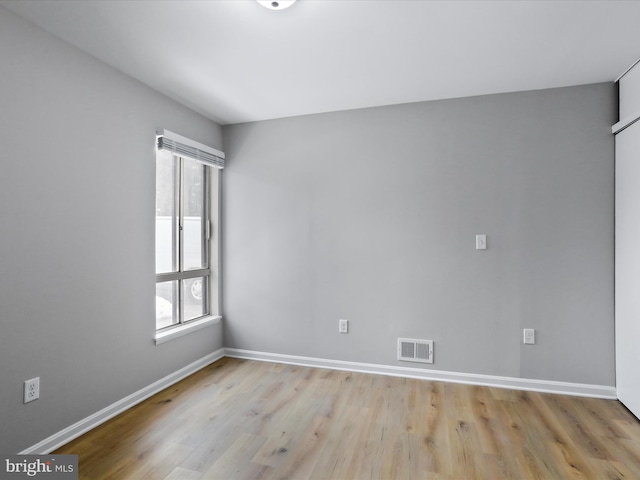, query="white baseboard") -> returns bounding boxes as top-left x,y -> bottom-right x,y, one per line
224,348 -> 617,400
21,346 -> 616,454
20,348 -> 225,455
